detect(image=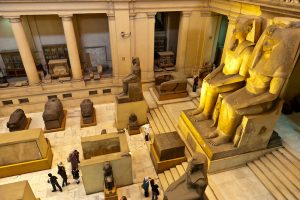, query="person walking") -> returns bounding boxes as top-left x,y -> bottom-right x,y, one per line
150,179 -> 159,200
57,162 -> 69,187
141,176 -> 150,197
48,173 -> 63,192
